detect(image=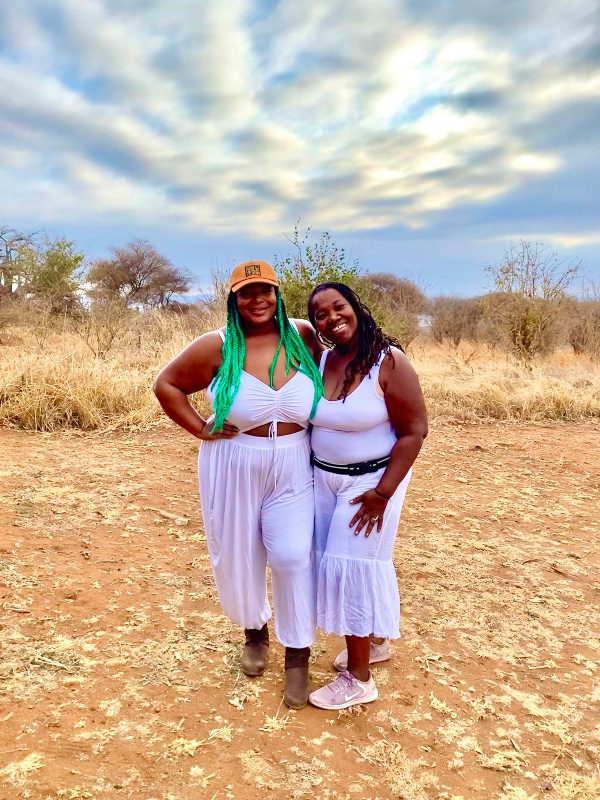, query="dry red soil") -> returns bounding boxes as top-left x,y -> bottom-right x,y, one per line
1,421 -> 598,800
